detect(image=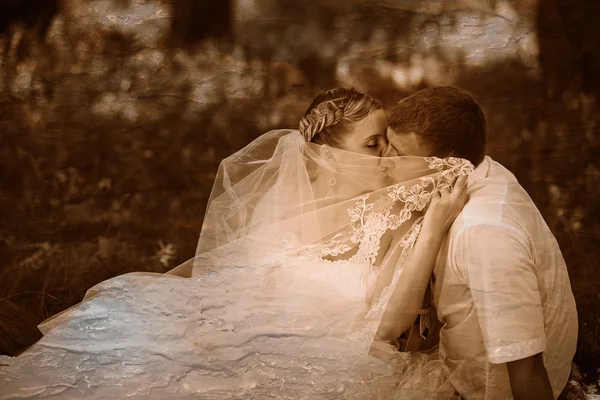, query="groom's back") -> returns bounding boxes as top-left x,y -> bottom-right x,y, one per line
433,156 -> 578,399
